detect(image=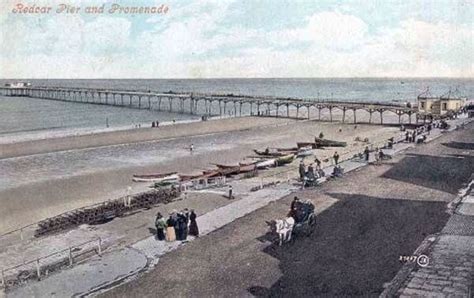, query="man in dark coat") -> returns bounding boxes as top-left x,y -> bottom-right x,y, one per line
299,161 -> 305,181
364,146 -> 370,161
333,152 -> 340,165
